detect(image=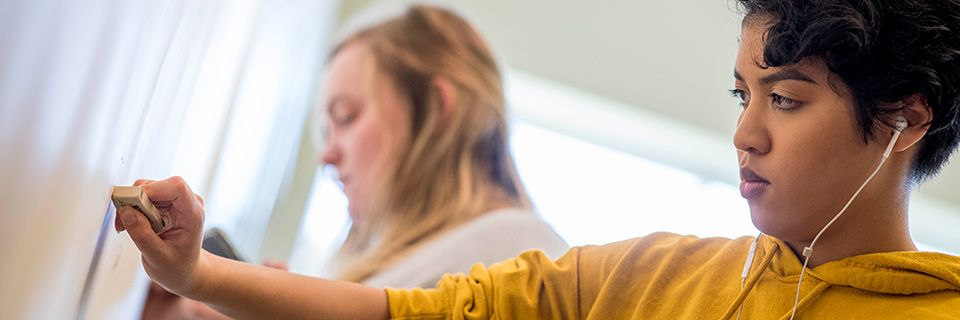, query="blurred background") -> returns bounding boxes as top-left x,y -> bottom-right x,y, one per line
288,0 -> 960,274
1,0 -> 958,319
